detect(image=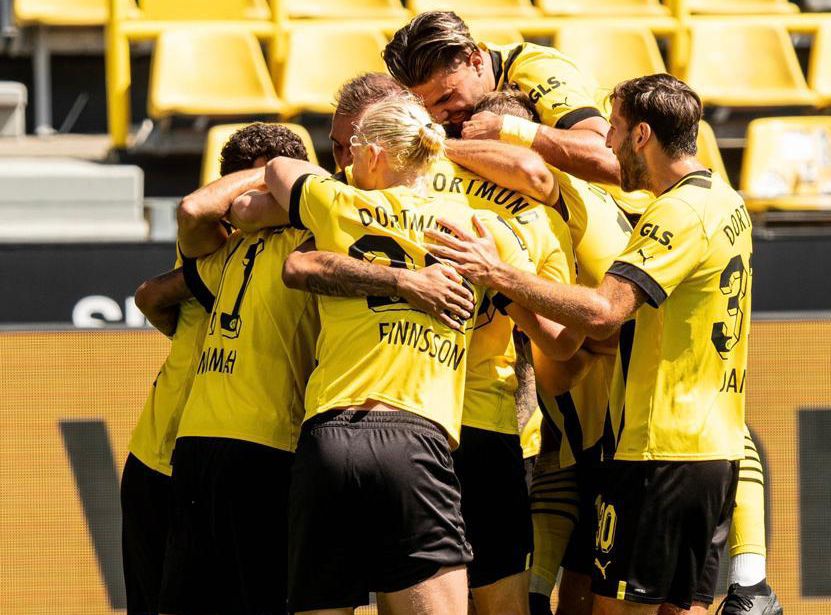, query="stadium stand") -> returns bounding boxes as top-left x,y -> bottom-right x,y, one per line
0,81 -> 26,136
282,0 -> 408,20
808,23 -> 831,106
274,24 -> 388,116
147,28 -> 284,120
536,0 -> 669,17
684,21 -> 819,107
740,116 -> 831,211
466,24 -> 523,45
685,0 -> 800,14
0,157 -> 146,241
200,122 -> 318,185
404,0 -> 540,18
137,0 -> 270,21
555,23 -> 666,89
